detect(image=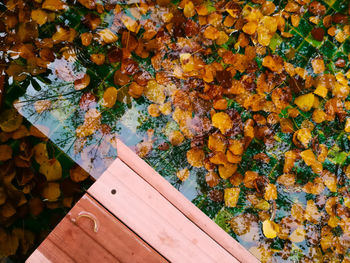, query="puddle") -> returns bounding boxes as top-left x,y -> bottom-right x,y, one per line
1,0 -> 350,261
